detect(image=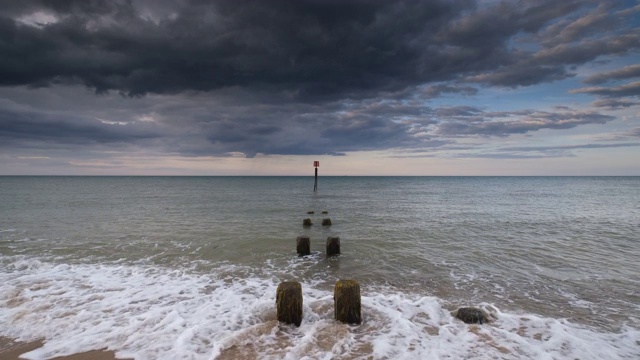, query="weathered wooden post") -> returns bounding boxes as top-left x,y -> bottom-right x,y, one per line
303,218 -> 312,227
296,235 -> 310,256
326,236 -> 340,256
313,161 -> 319,192
322,218 -> 332,226
276,282 -> 303,326
334,280 -> 362,324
